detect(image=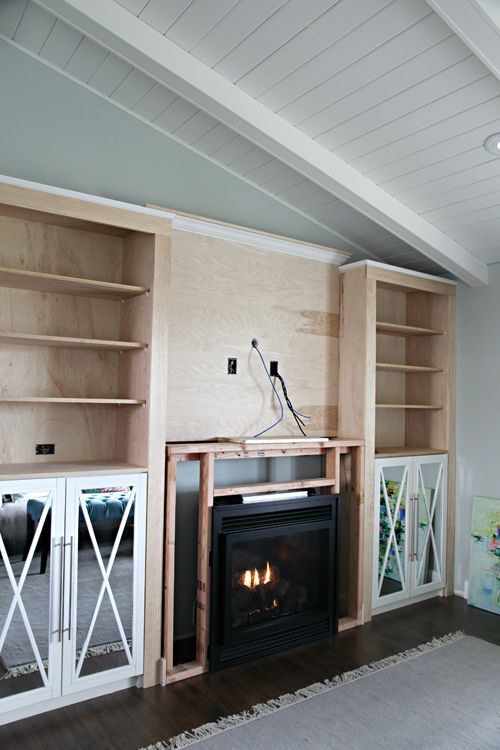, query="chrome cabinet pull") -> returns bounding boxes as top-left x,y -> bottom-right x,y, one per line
58,535 -> 65,642
413,495 -> 419,562
63,537 -> 74,639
